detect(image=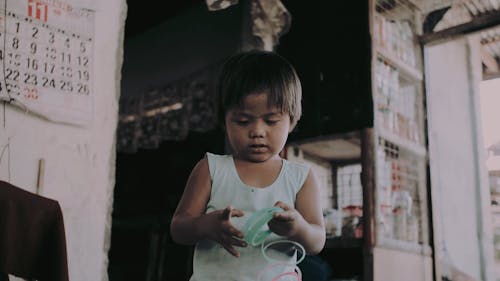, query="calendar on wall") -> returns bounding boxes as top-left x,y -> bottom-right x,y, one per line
0,0 -> 95,126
